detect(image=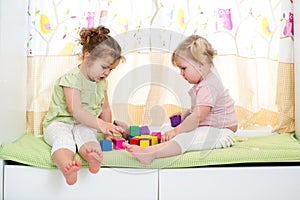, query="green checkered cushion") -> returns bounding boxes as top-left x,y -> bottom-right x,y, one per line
1,133 -> 300,169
